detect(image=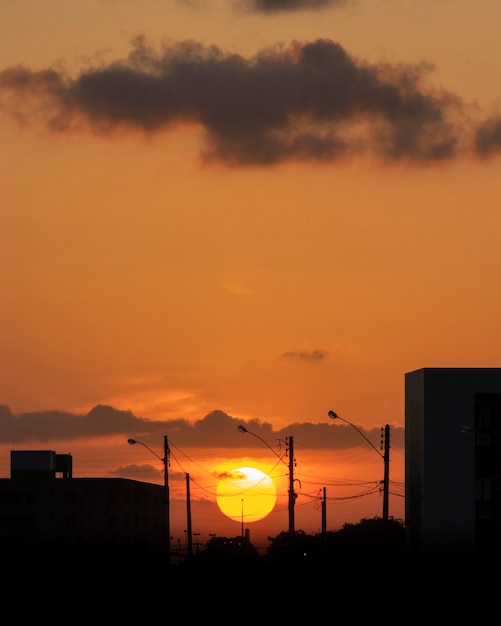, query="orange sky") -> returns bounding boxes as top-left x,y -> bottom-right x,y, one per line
0,0 -> 499,546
